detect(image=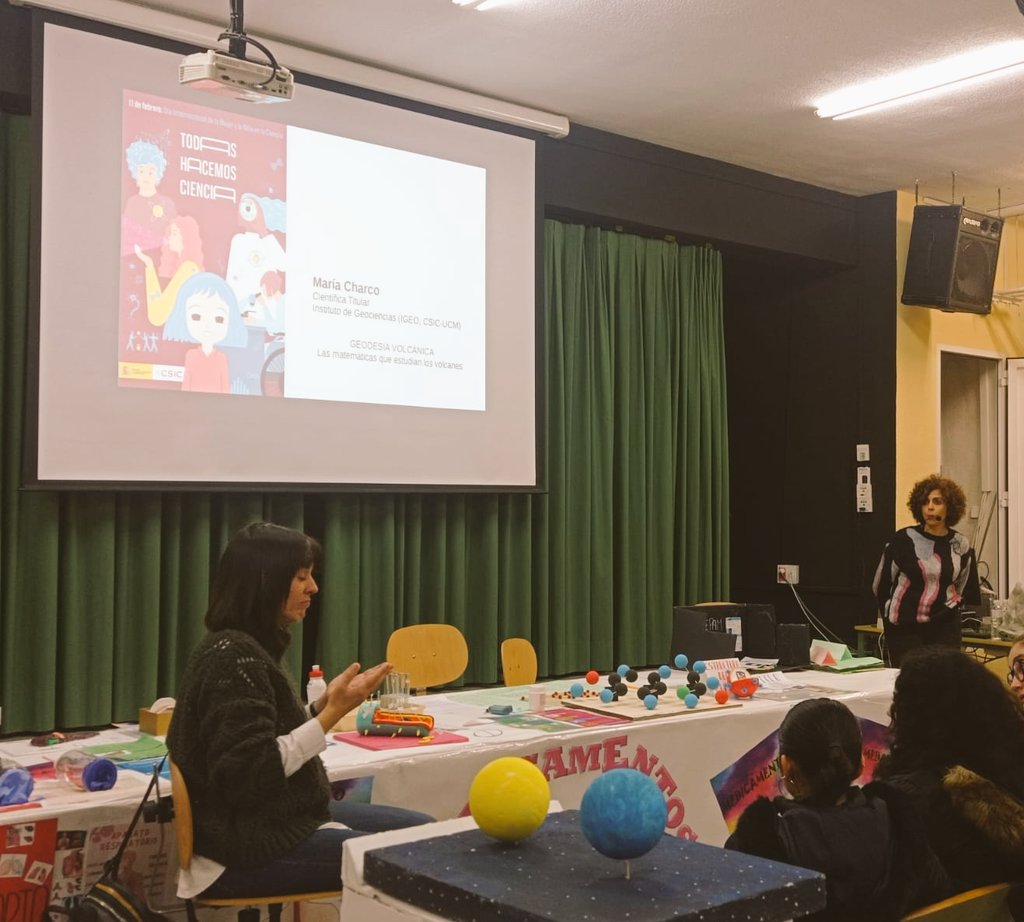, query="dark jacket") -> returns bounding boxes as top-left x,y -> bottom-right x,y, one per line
724,782 -> 950,922
877,762 -> 1024,893
167,629 -> 331,868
